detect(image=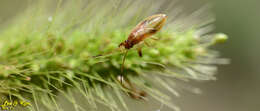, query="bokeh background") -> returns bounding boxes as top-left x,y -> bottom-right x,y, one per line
0,0 -> 259,111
